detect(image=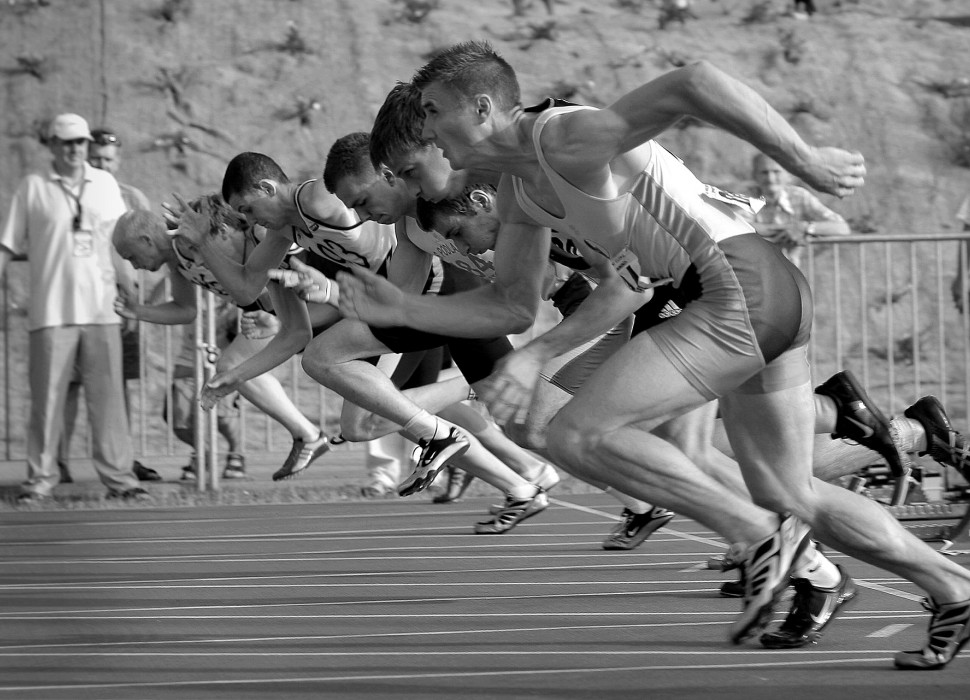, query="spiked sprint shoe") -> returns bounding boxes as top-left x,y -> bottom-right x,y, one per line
815,370 -> 908,478
602,507 -> 674,550
474,490 -> 548,534
729,514 -> 811,644
759,565 -> 858,648
894,597 -> 970,670
272,431 -> 331,481
398,427 -> 470,497
905,396 -> 970,482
